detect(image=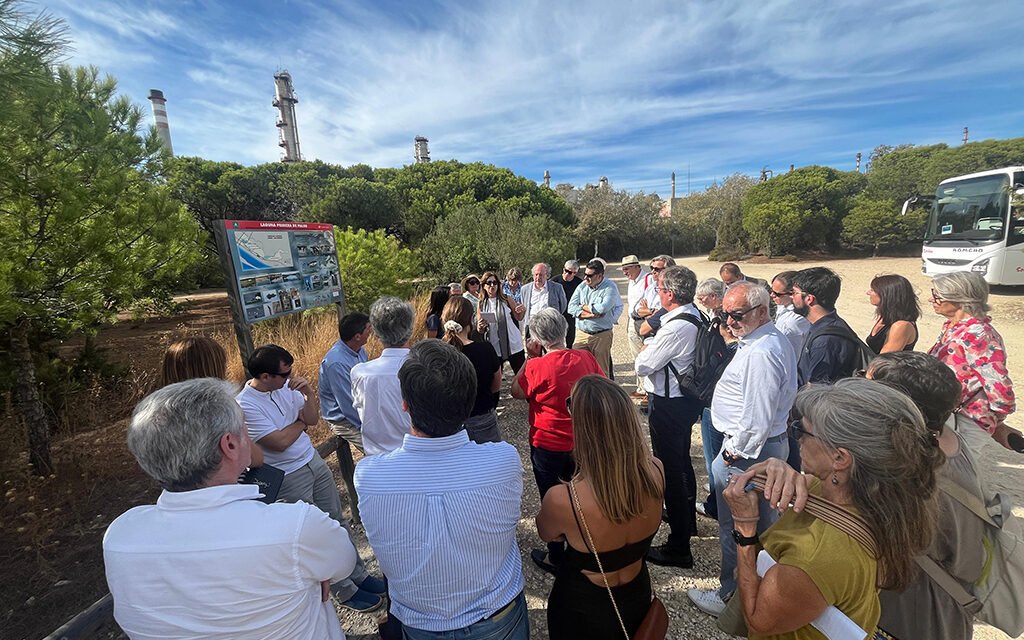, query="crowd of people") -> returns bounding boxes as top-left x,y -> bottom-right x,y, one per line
101,257 -> 1023,640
